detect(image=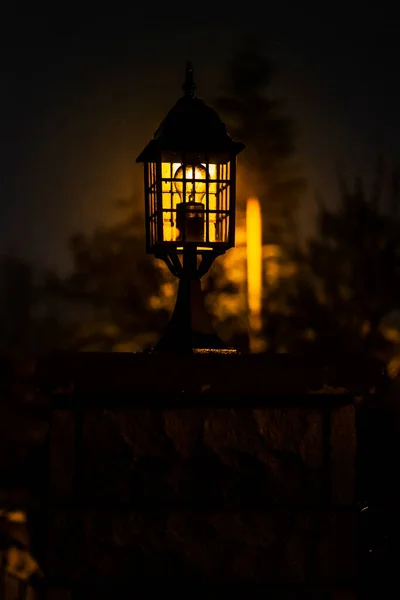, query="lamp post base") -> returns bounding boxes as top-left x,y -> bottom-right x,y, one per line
151,249 -> 237,354
153,277 -> 227,354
